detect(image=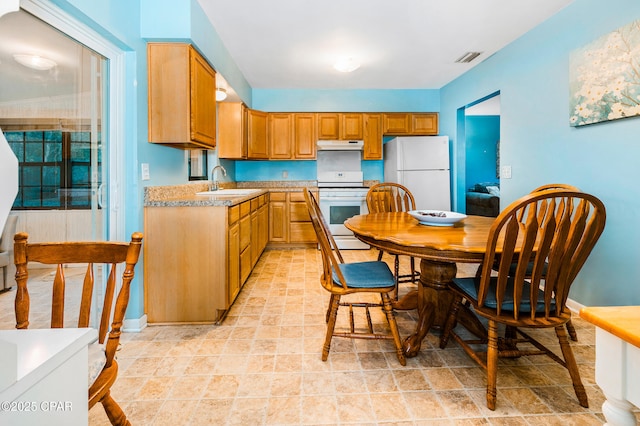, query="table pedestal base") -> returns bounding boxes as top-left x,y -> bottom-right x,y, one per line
400,259 -> 487,358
